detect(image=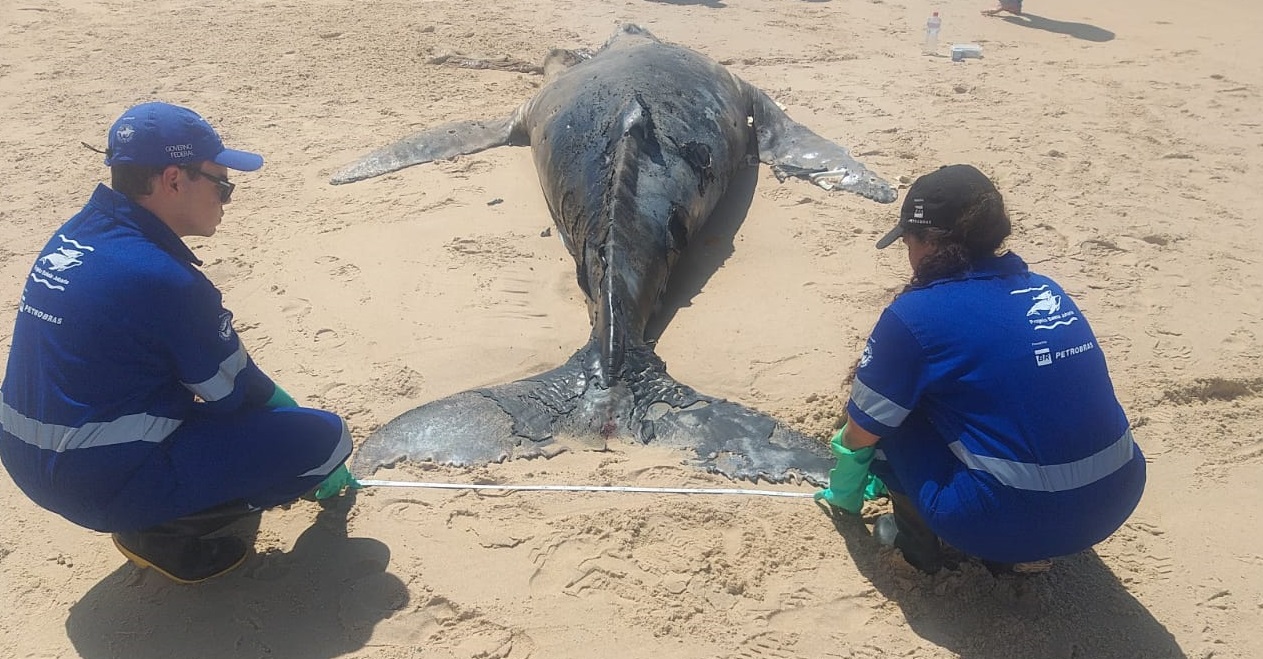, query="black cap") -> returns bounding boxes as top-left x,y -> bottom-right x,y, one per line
875,164 -> 1000,249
